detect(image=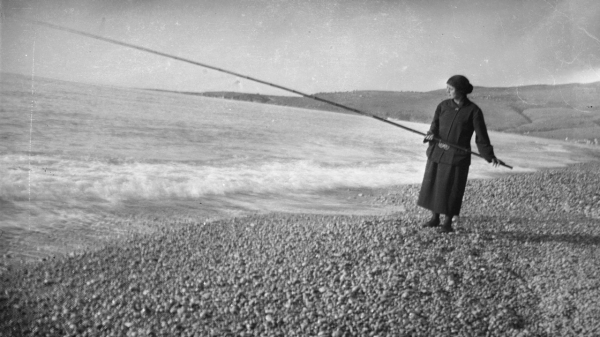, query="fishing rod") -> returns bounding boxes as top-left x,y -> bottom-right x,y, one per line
23,18 -> 512,169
